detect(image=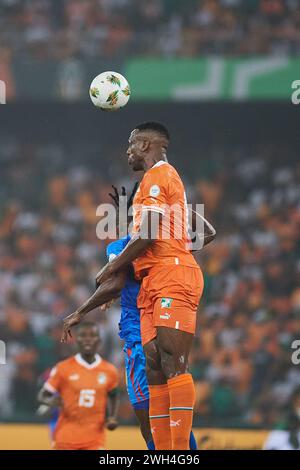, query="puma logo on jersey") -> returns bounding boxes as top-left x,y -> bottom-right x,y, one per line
160,312 -> 171,320
170,419 -> 181,427
69,374 -> 80,381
